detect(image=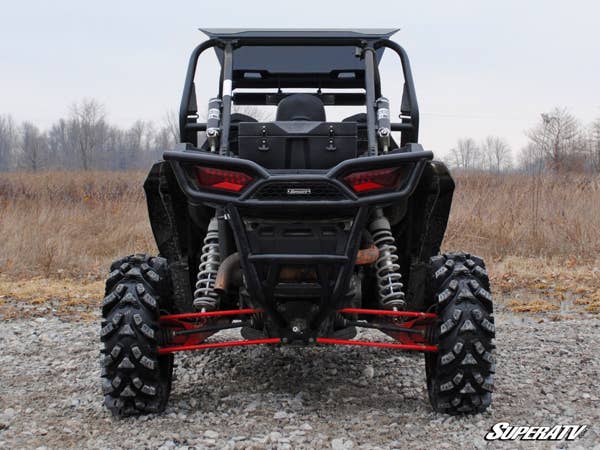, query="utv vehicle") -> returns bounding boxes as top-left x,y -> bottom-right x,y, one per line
100,29 -> 495,417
